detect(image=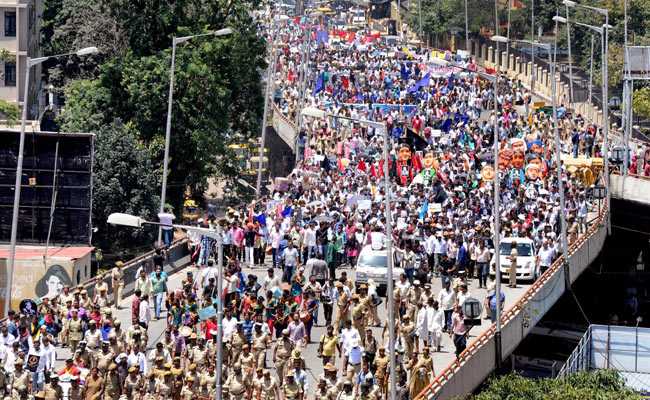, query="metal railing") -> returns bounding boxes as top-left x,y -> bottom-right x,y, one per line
415,203 -> 608,399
